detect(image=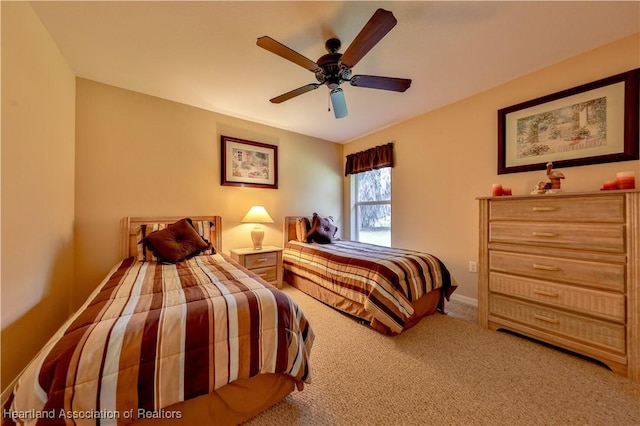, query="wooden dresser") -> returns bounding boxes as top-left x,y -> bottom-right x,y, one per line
478,190 -> 639,382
